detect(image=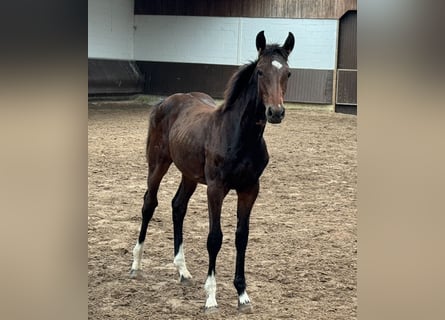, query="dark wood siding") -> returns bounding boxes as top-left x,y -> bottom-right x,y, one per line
135,0 -> 357,19
286,69 -> 333,104
337,10 -> 357,69
136,61 -> 237,98
336,10 -> 357,111
88,59 -> 144,95
336,69 -> 356,105
137,61 -> 333,104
